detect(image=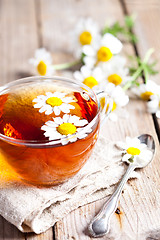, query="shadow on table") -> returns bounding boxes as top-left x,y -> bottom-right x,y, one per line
15,72 -> 33,79
0,215 -> 25,239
